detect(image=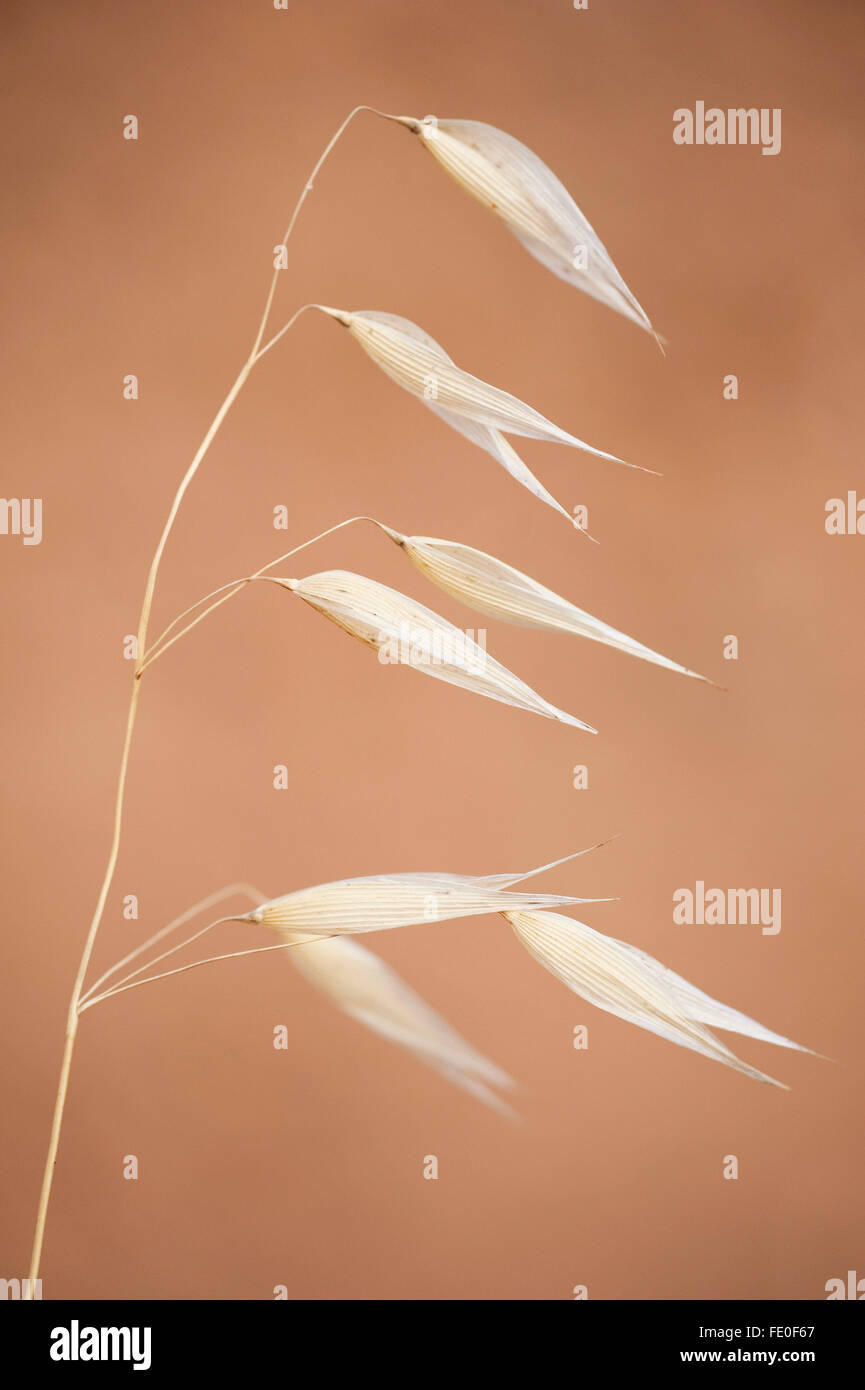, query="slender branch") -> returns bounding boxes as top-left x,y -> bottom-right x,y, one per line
25,674 -> 142,1295
27,104 -> 405,1296
79,936 -> 333,1014
252,303 -> 324,365
248,105 -> 416,360
139,516 -> 387,674
27,347 -> 258,1296
143,579 -> 257,660
79,883 -> 266,1006
79,915 -> 242,1008
137,576 -> 286,675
